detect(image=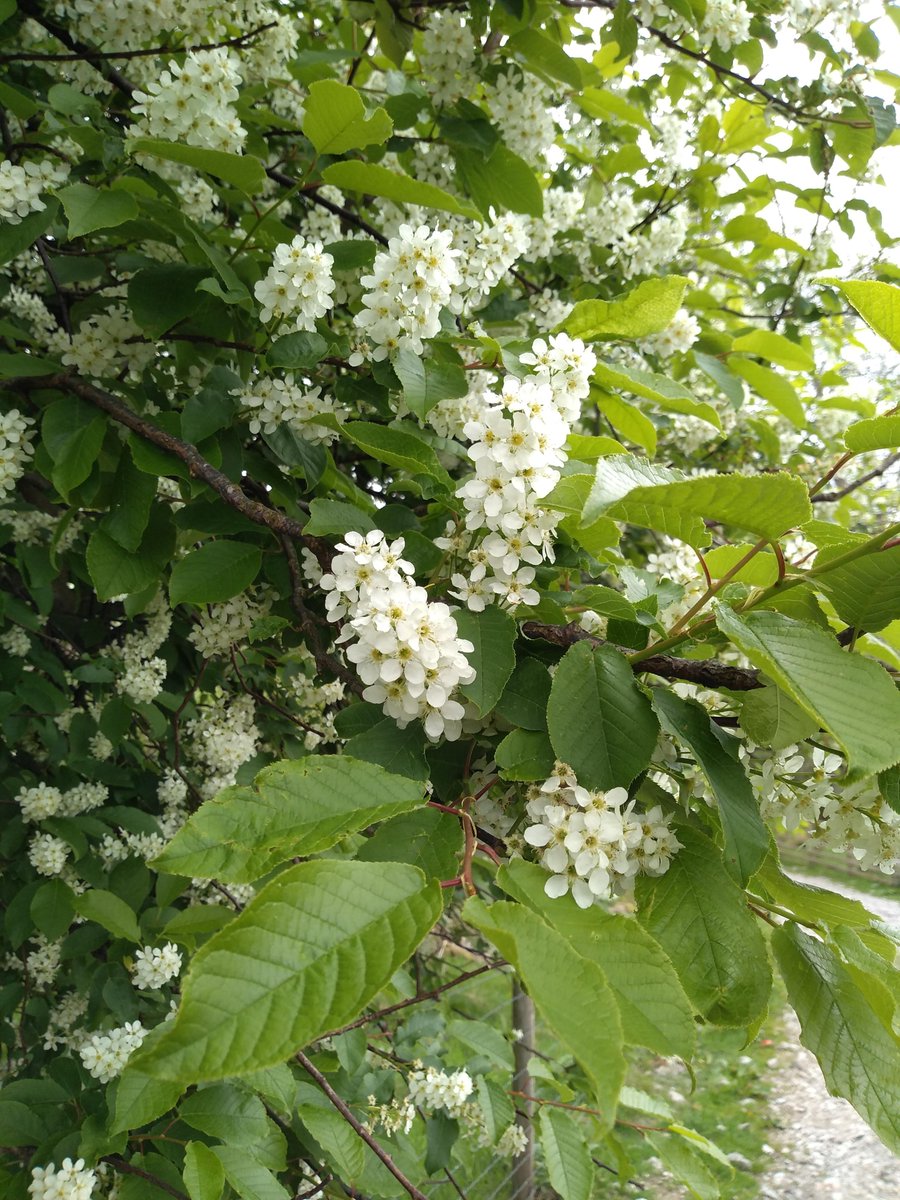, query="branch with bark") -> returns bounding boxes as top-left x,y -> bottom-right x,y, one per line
522,621 -> 763,691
